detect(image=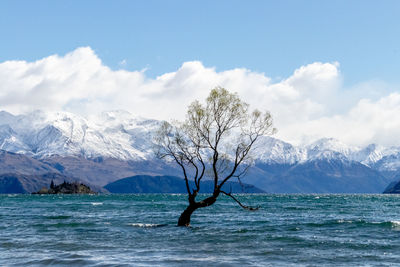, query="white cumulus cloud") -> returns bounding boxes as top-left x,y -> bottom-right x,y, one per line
0,46 -> 399,147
